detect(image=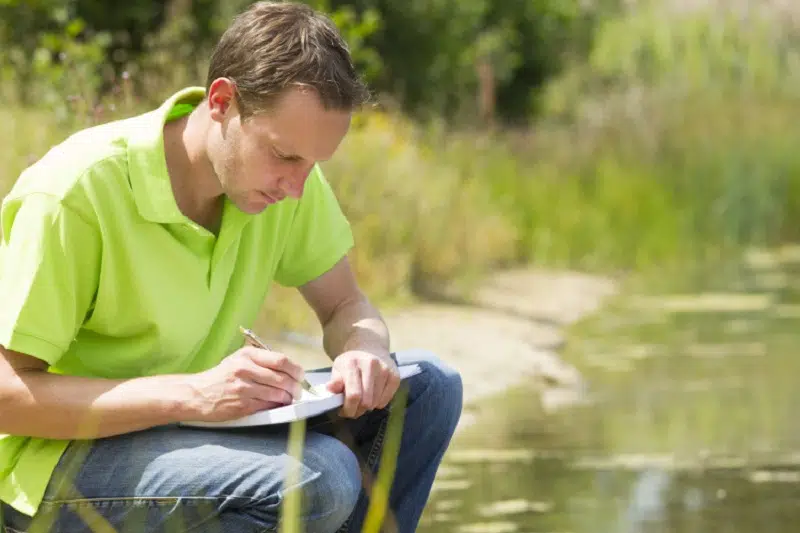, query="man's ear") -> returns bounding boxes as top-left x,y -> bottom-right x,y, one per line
207,78 -> 237,122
